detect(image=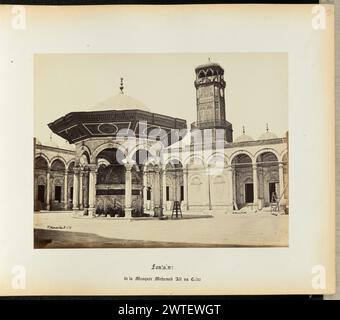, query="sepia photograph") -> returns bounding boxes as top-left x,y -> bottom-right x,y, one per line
33,53 -> 289,248
0,4 -> 335,296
